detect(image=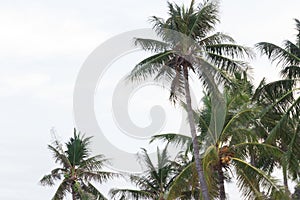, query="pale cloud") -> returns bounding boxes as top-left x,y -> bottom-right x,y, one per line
0,72 -> 50,96
0,71 -> 73,106
0,8 -> 109,58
